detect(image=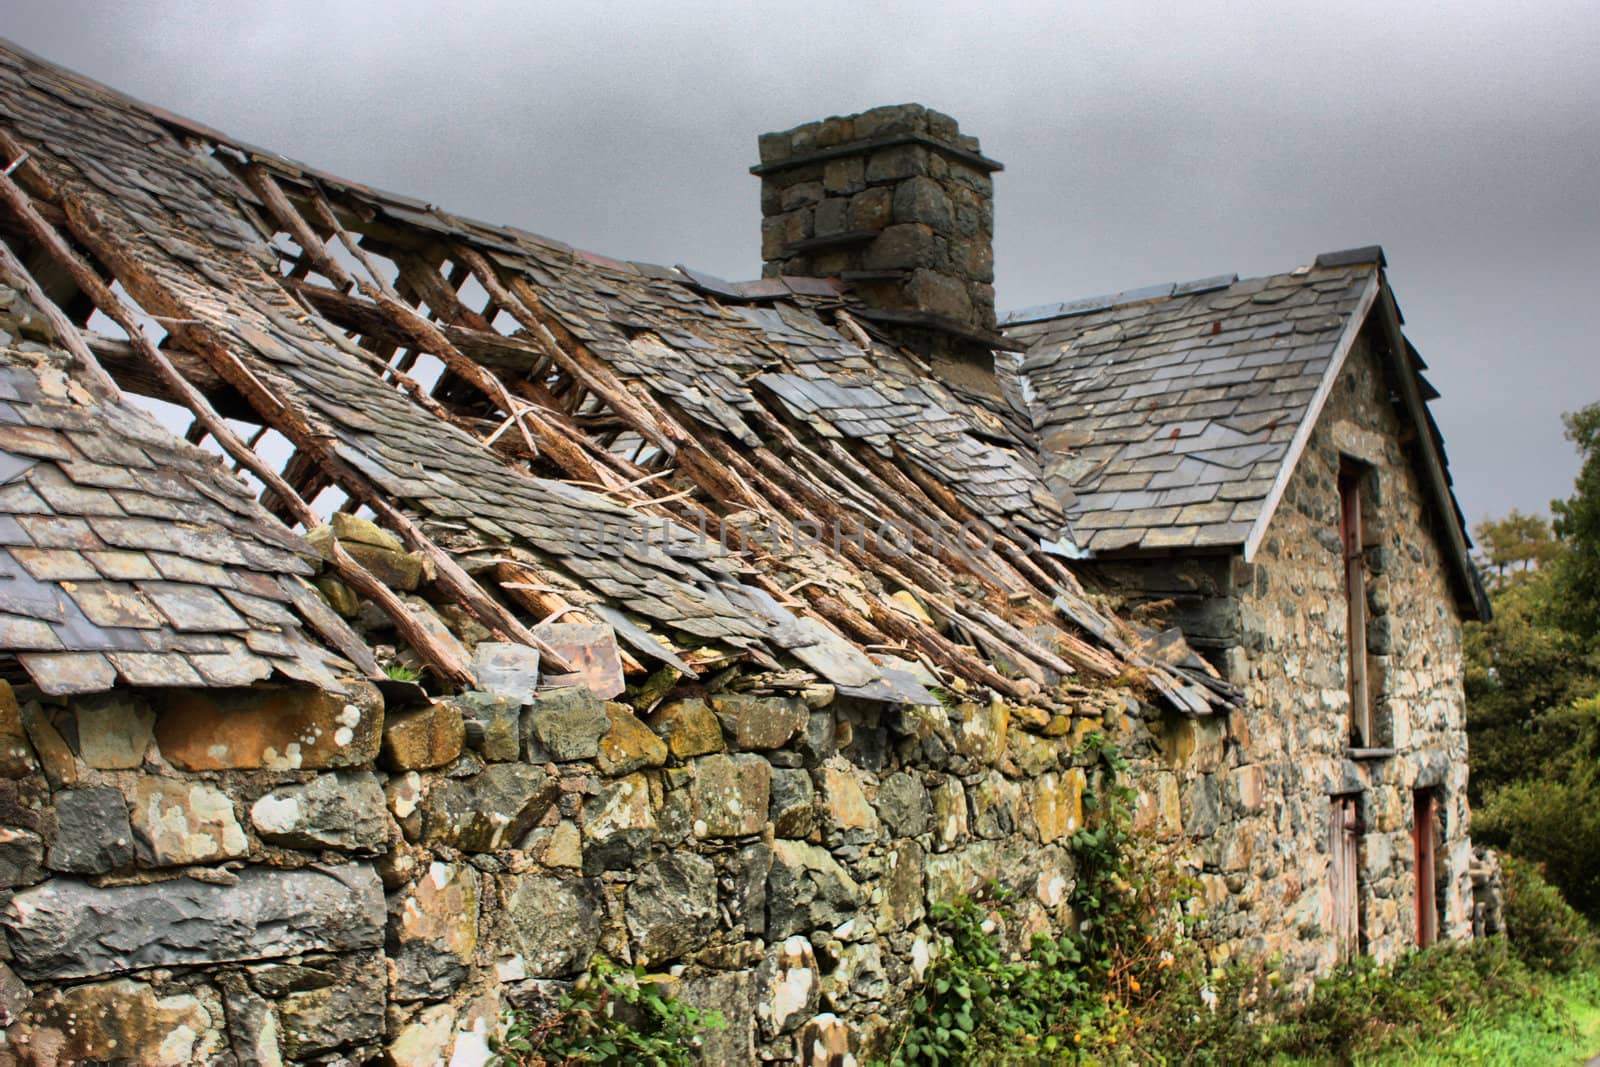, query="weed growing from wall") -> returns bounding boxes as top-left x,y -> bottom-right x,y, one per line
491,960 -> 725,1067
